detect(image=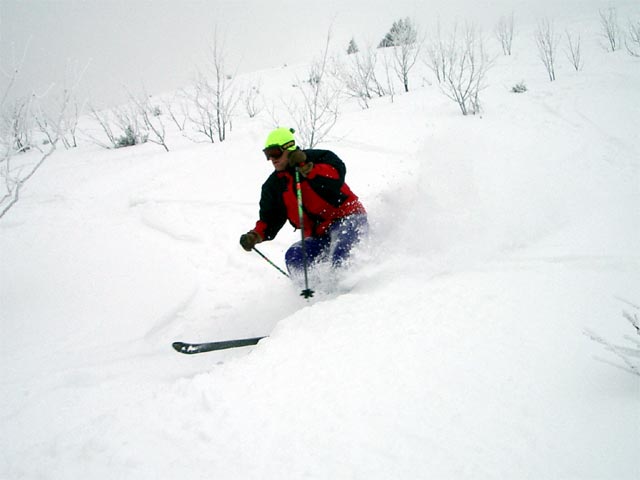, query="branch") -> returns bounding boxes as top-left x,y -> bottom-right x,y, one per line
0,143 -> 56,218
